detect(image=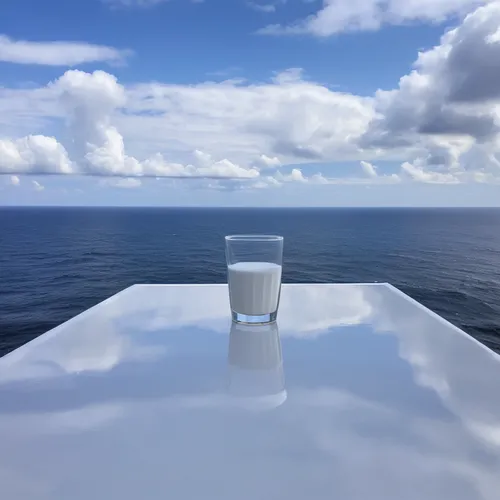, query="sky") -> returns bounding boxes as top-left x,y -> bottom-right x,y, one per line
1,0 -> 500,206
